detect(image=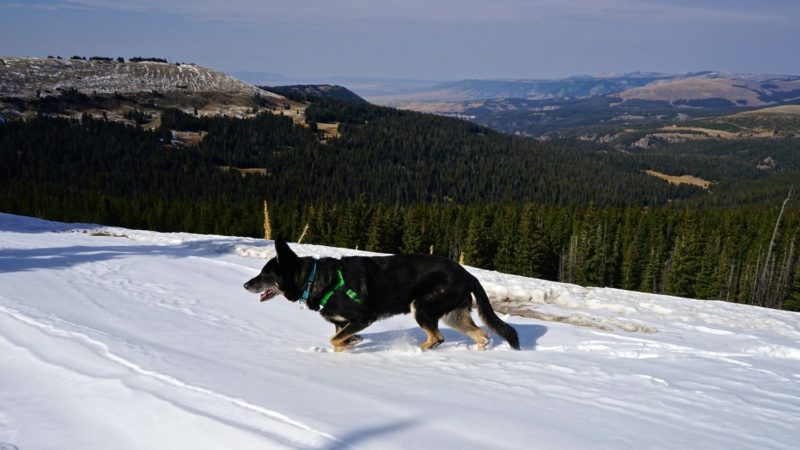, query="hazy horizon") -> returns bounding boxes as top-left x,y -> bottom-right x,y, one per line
2,1 -> 799,80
